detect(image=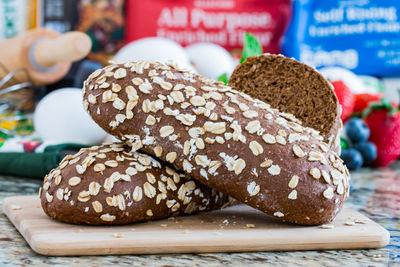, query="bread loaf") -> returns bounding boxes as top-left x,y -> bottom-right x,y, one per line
40,143 -> 232,225
229,54 -> 342,154
83,61 -> 350,225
